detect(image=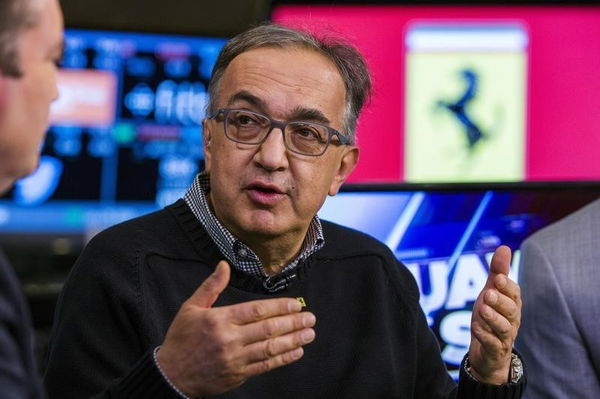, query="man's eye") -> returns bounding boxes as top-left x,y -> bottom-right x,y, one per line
292,125 -> 324,141
298,128 -> 317,138
235,114 -> 259,126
